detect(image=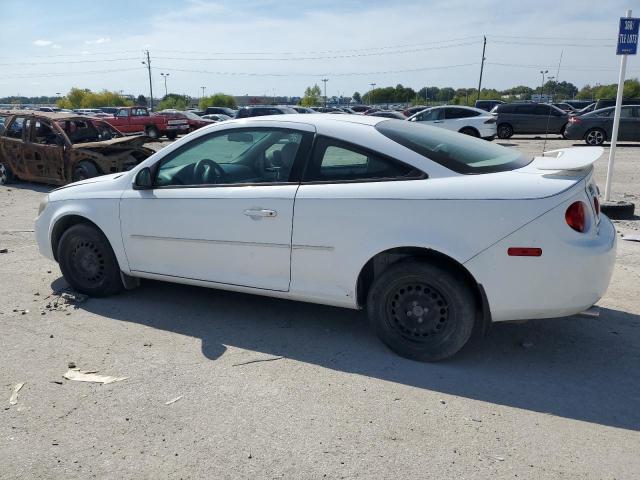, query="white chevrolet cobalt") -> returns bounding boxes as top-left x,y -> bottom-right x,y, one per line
35,114 -> 616,361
